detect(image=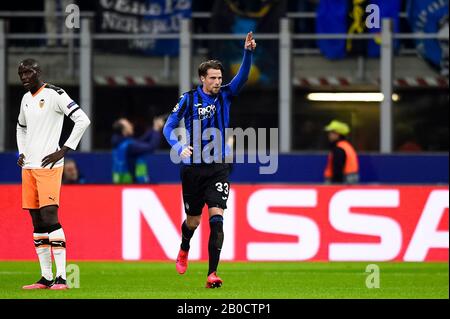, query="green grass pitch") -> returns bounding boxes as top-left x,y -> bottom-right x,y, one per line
0,261 -> 447,299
